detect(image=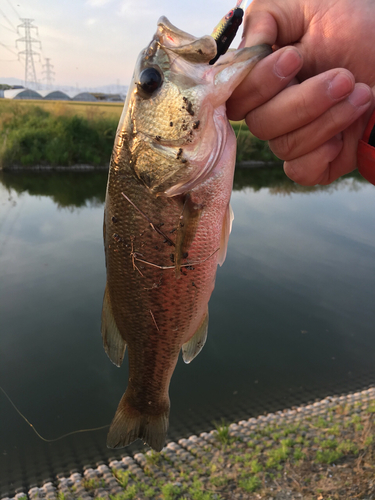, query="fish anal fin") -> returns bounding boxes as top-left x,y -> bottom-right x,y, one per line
182,310 -> 209,364
107,390 -> 169,452
218,202 -> 234,266
101,284 -> 126,367
175,193 -> 203,278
